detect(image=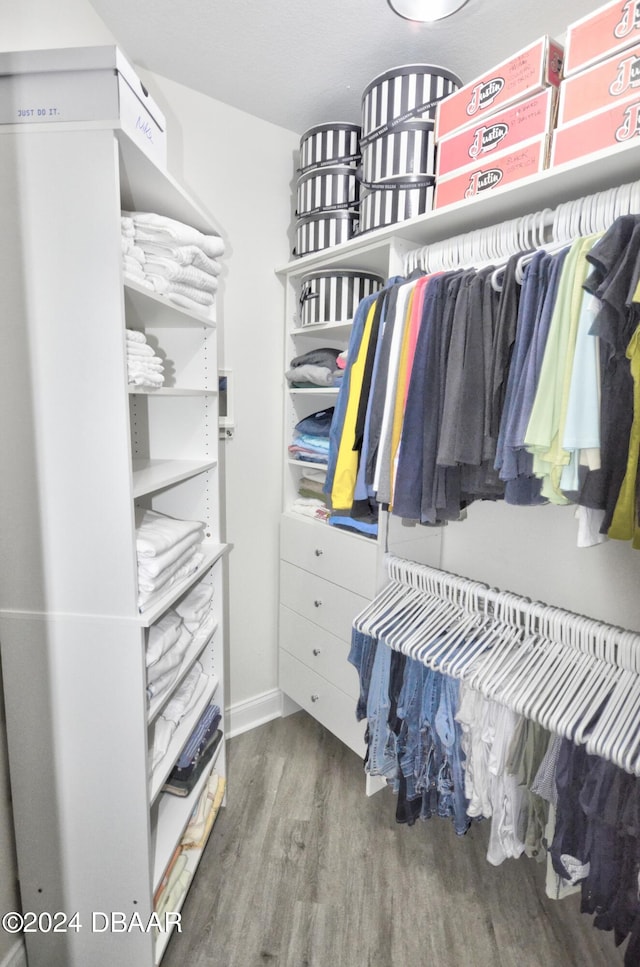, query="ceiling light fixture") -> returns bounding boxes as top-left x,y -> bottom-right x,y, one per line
388,0 -> 470,22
